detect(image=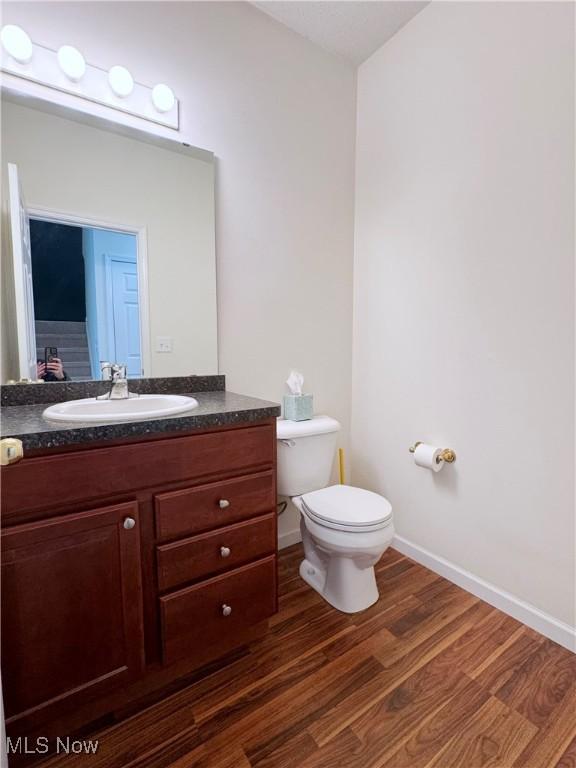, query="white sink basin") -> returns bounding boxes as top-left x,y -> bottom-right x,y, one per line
43,394 -> 199,423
